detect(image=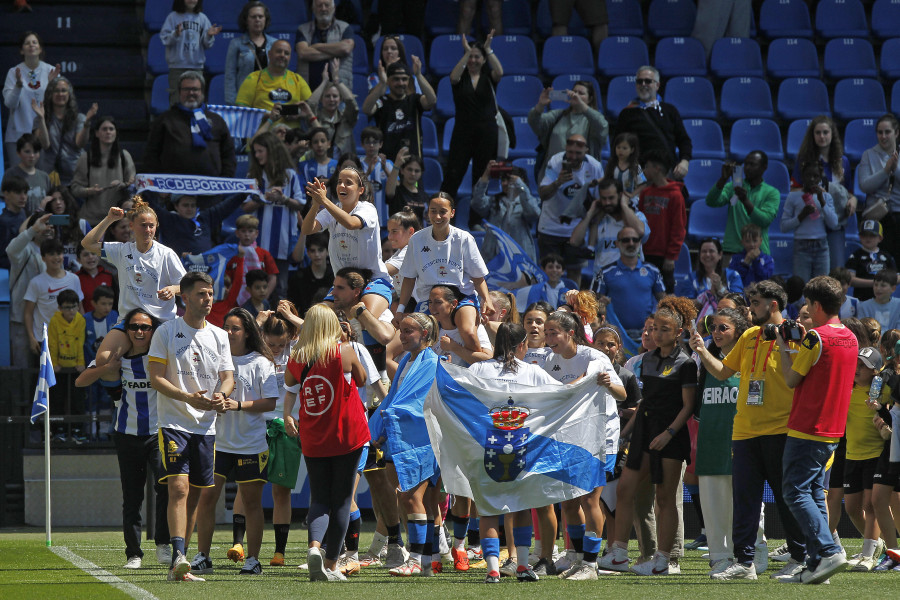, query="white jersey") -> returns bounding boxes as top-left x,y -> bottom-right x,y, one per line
434,324 -> 493,367
23,271 -> 83,340
349,340 -> 380,413
216,352 -> 278,454
366,158 -> 393,225
468,358 -> 561,387
539,152 -> 604,237
316,200 -> 390,280
523,346 -> 551,367
113,353 -> 158,437
102,240 -> 186,321
387,245 -> 408,291
149,318 -> 233,435
266,339 -> 297,421
400,225 -> 489,302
